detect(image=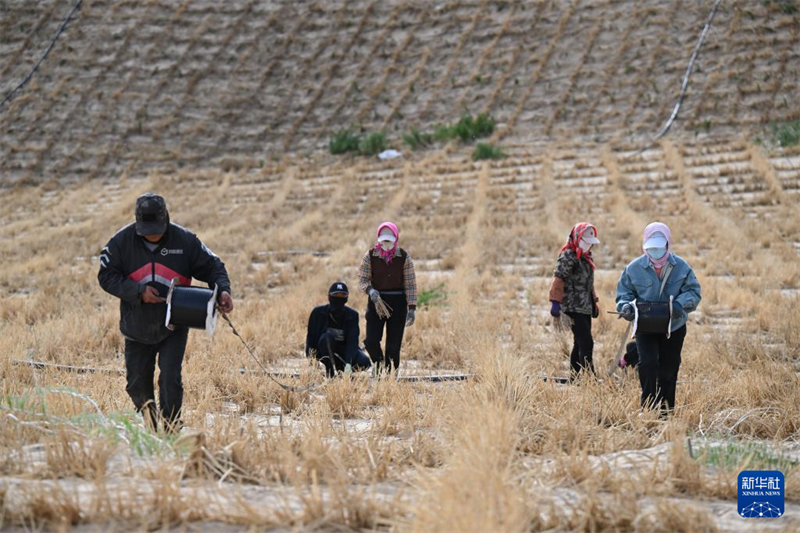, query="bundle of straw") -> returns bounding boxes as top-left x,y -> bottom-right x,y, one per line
553,313 -> 573,332
375,297 -> 393,319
